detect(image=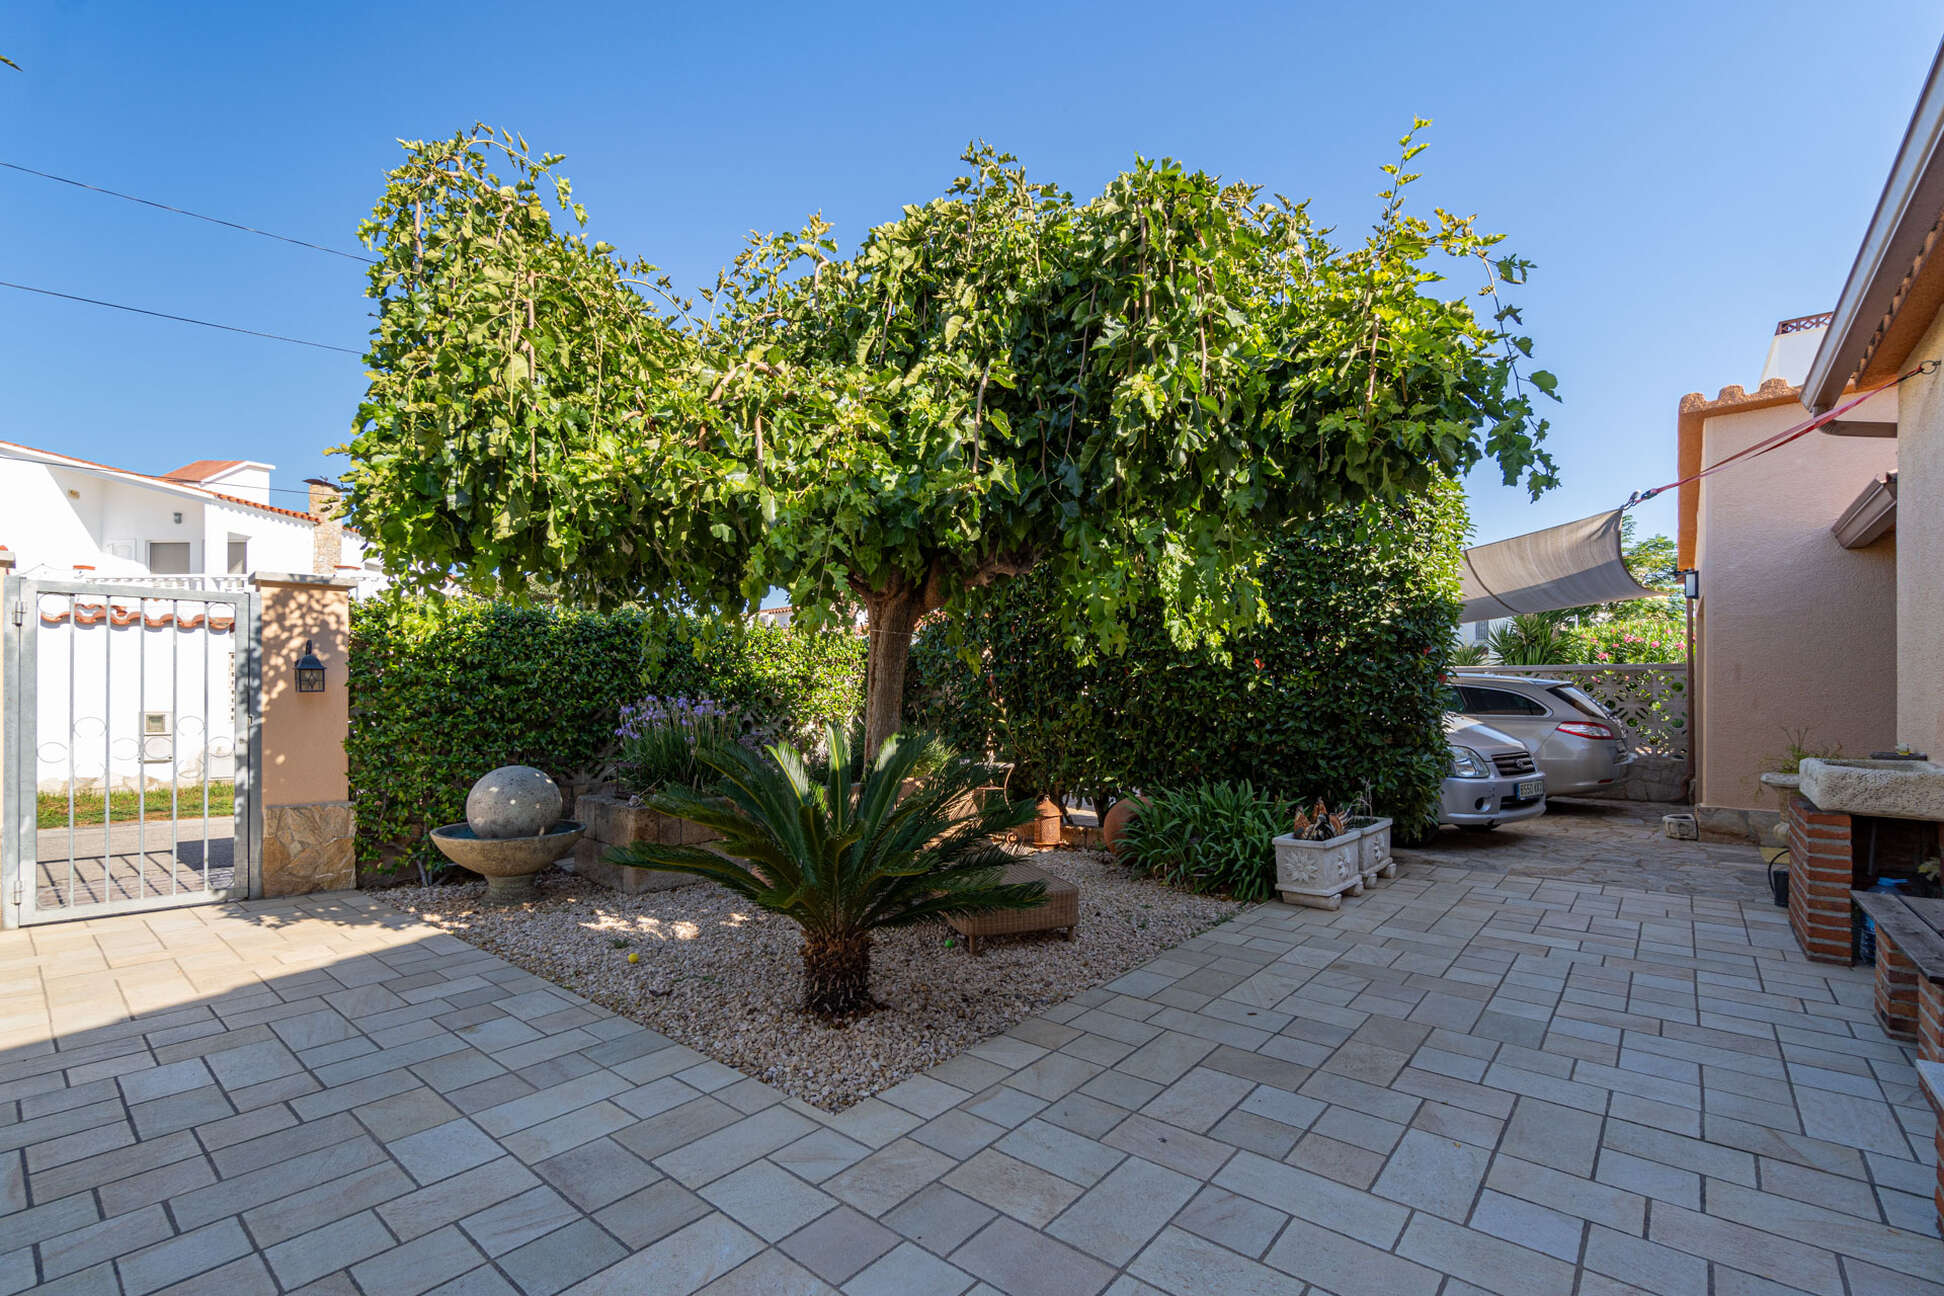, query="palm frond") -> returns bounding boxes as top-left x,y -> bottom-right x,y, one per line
610,722 -> 1044,940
